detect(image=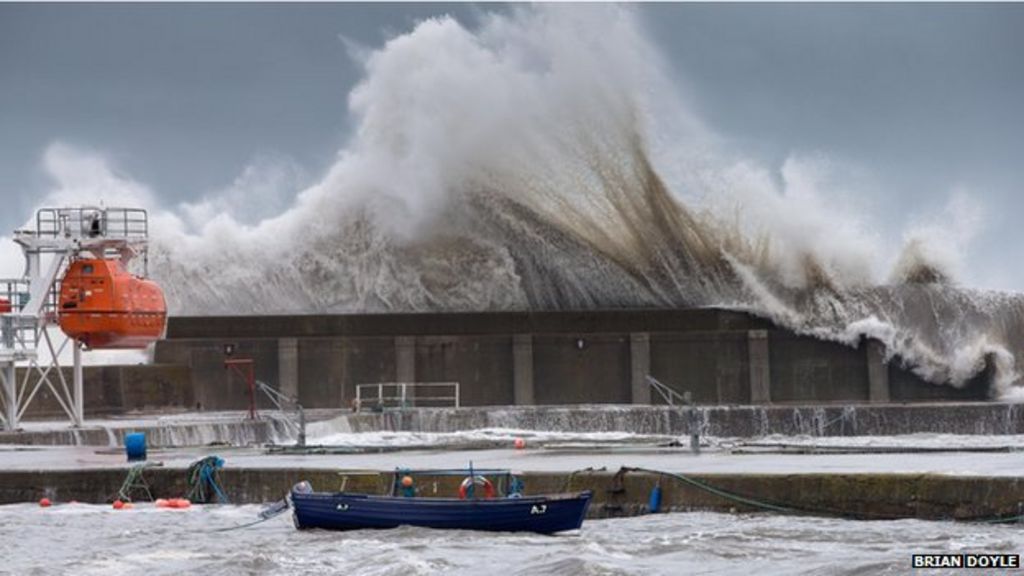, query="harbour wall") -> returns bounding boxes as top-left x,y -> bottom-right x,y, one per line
17,364 -> 194,419
151,309 -> 989,412
4,466 -> 1023,522
343,403 -> 1024,438
5,403 -> 1023,447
